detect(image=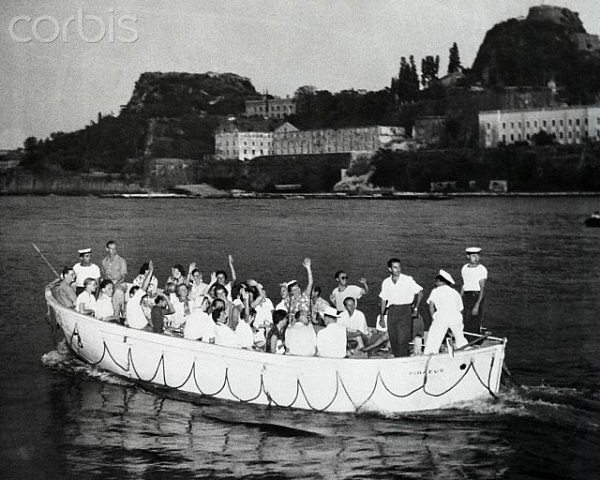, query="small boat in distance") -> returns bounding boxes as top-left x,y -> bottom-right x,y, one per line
584,211 -> 600,227
45,283 -> 506,414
